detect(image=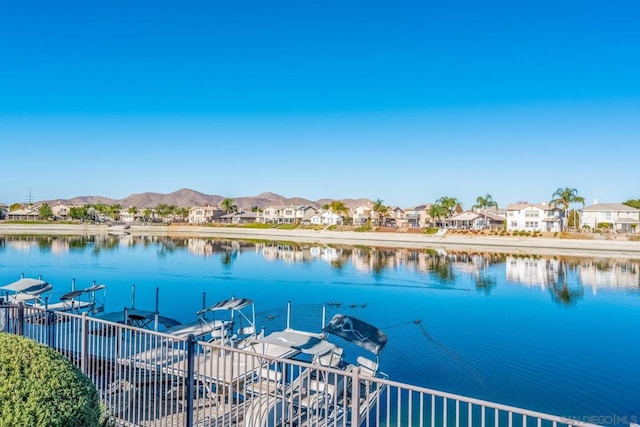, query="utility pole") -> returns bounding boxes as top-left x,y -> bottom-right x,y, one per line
26,187 -> 34,206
